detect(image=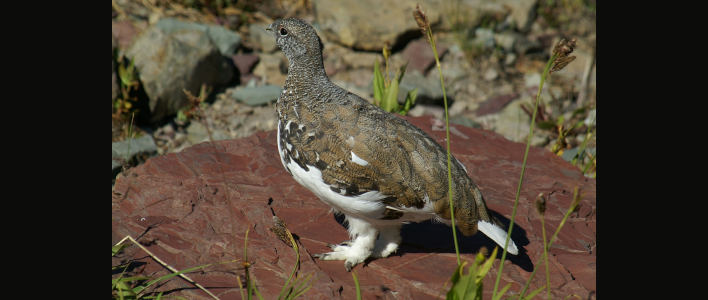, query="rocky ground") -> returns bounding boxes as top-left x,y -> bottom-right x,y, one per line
112,0 -> 596,181
112,0 -> 596,298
